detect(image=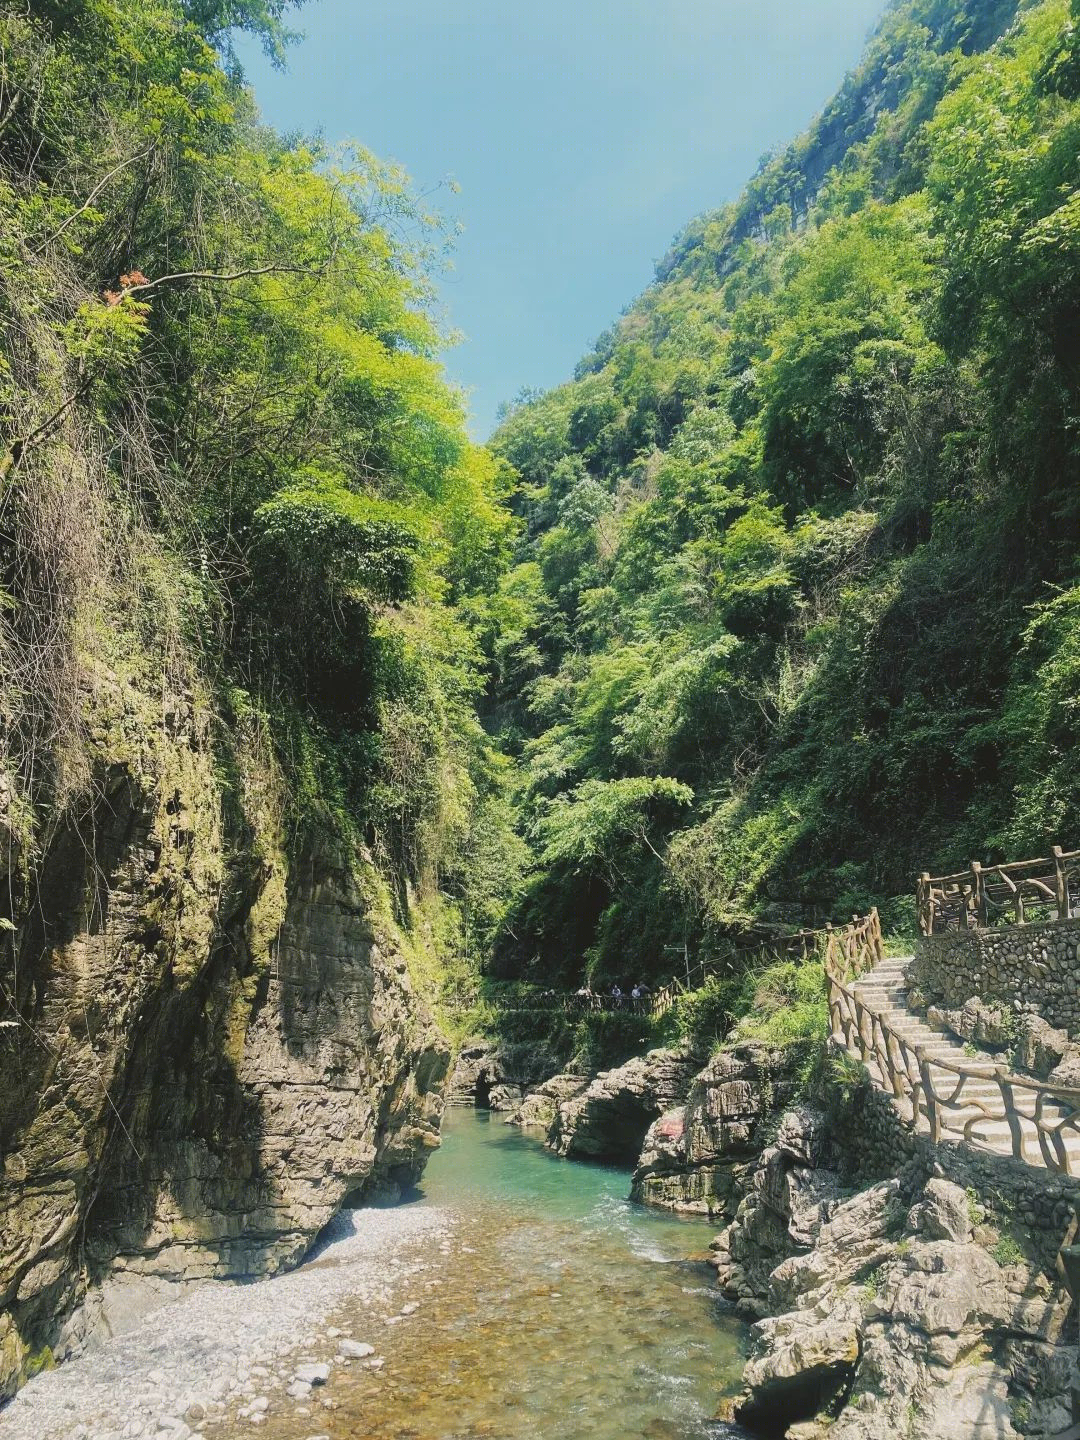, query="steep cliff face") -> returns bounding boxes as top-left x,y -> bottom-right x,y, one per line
0,678 -> 448,1398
